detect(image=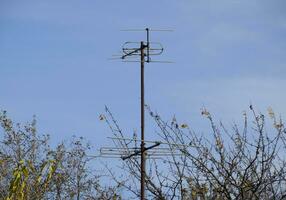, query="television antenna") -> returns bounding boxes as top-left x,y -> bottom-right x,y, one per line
104,28 -> 174,200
